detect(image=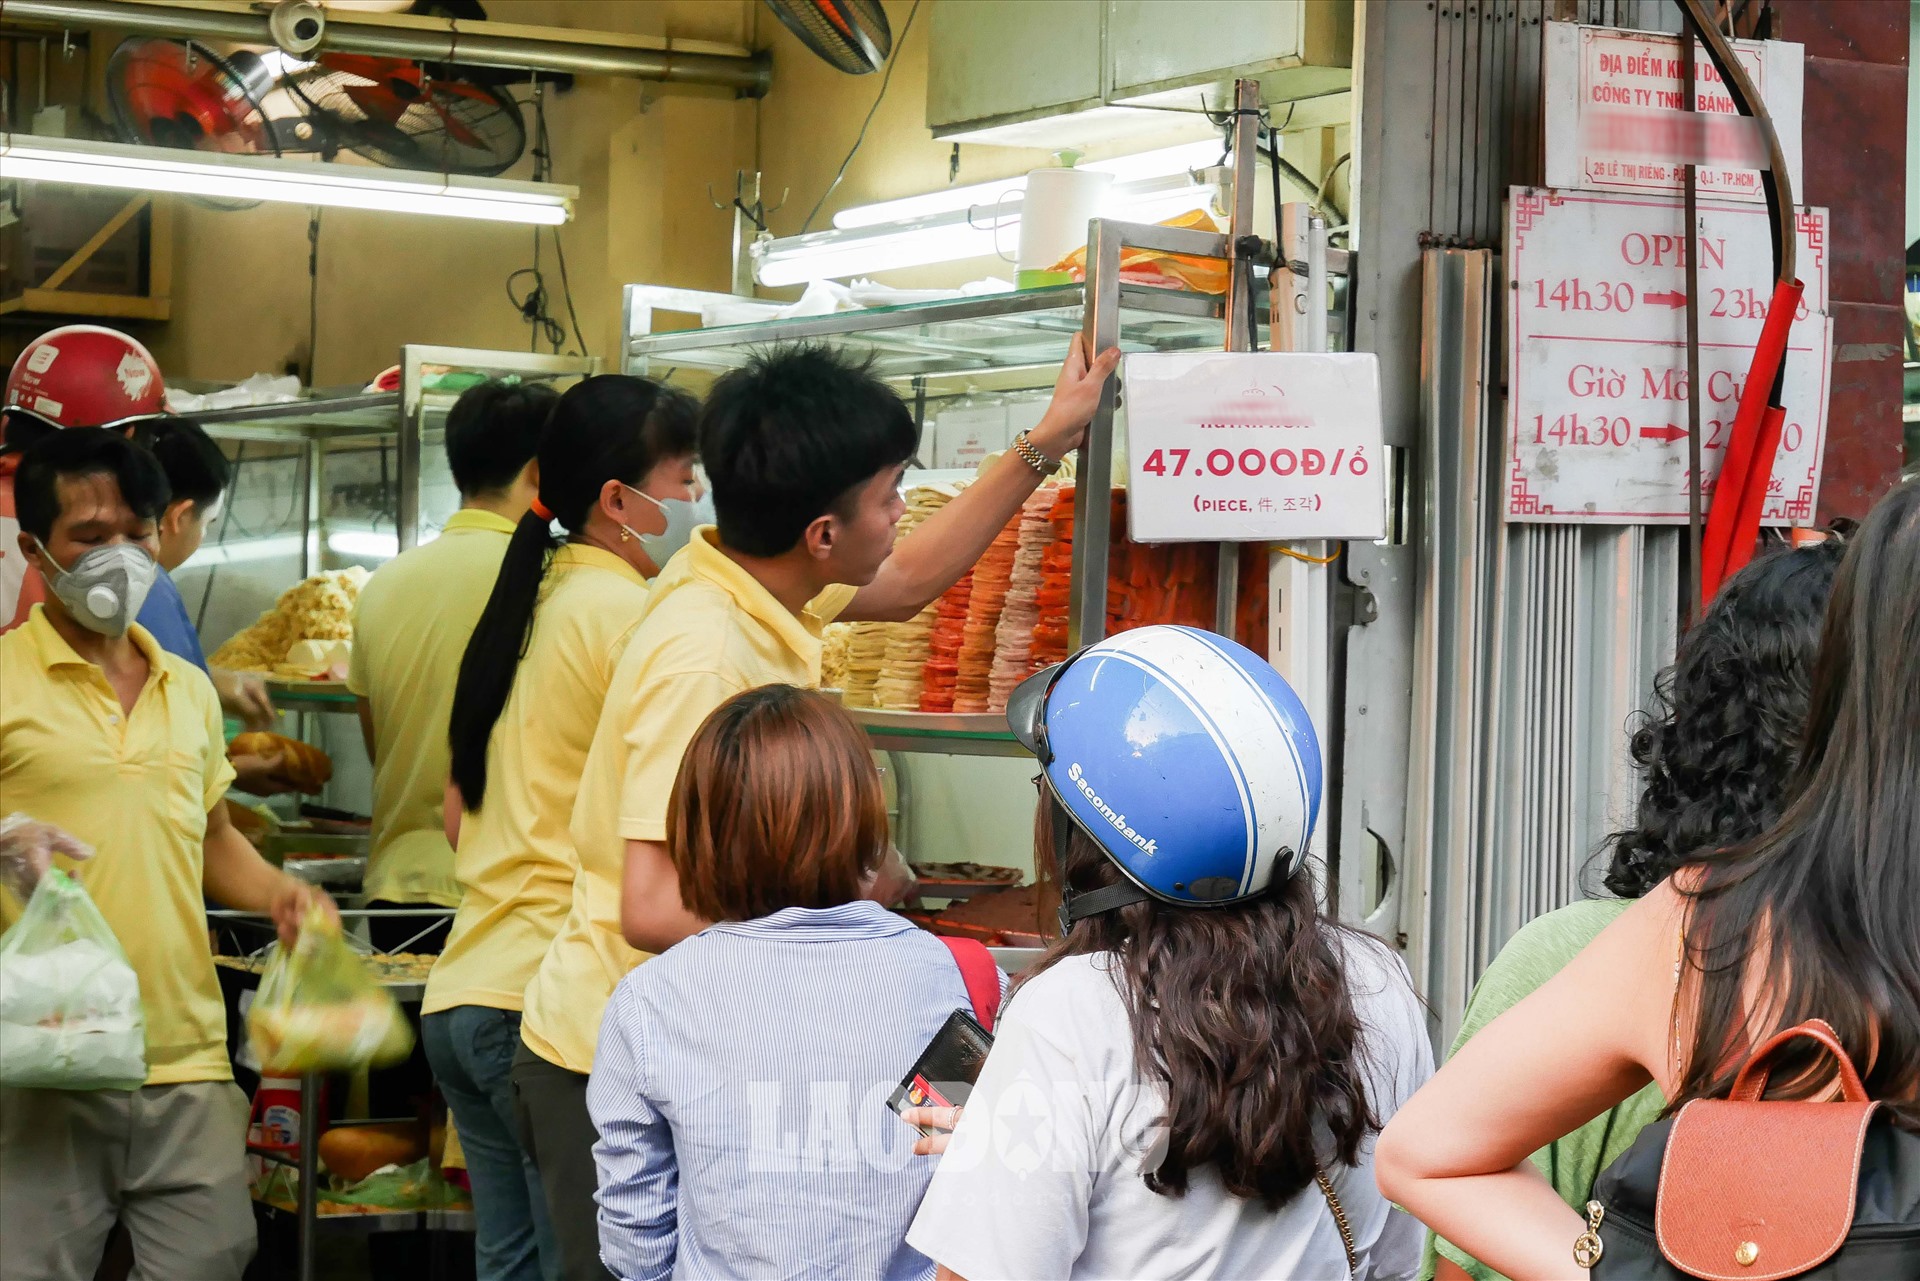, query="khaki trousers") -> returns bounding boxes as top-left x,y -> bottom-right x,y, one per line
0,1080 -> 255,1281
